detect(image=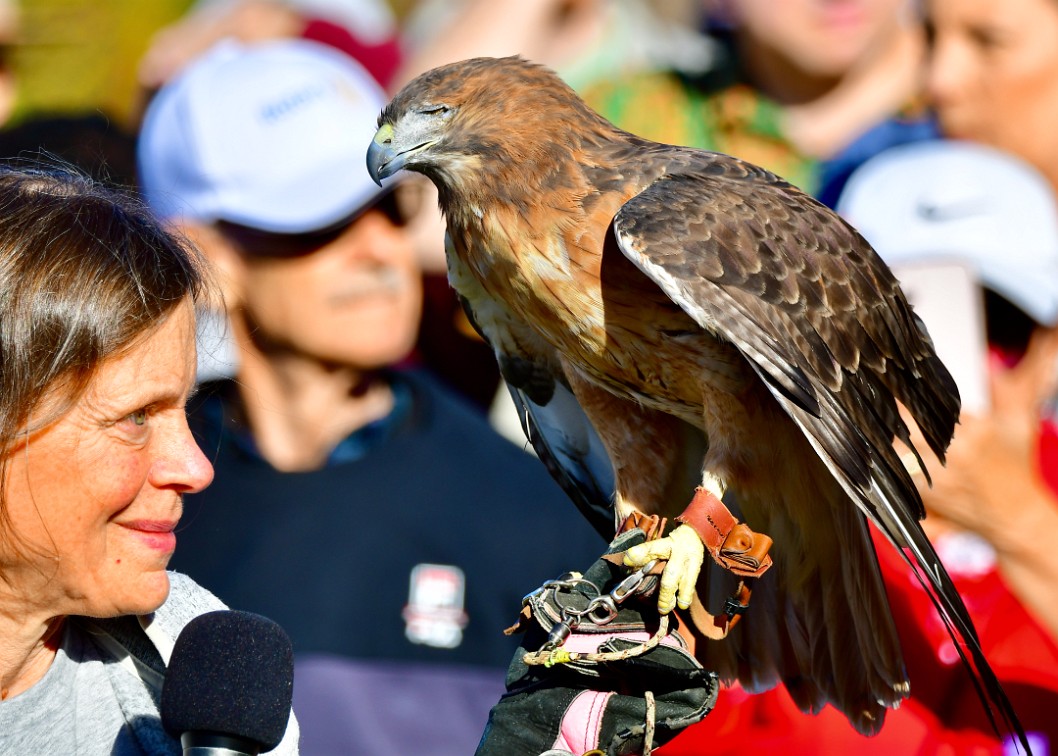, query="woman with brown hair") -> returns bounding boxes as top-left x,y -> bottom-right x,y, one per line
0,166 -> 297,753
927,0 -> 1058,195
